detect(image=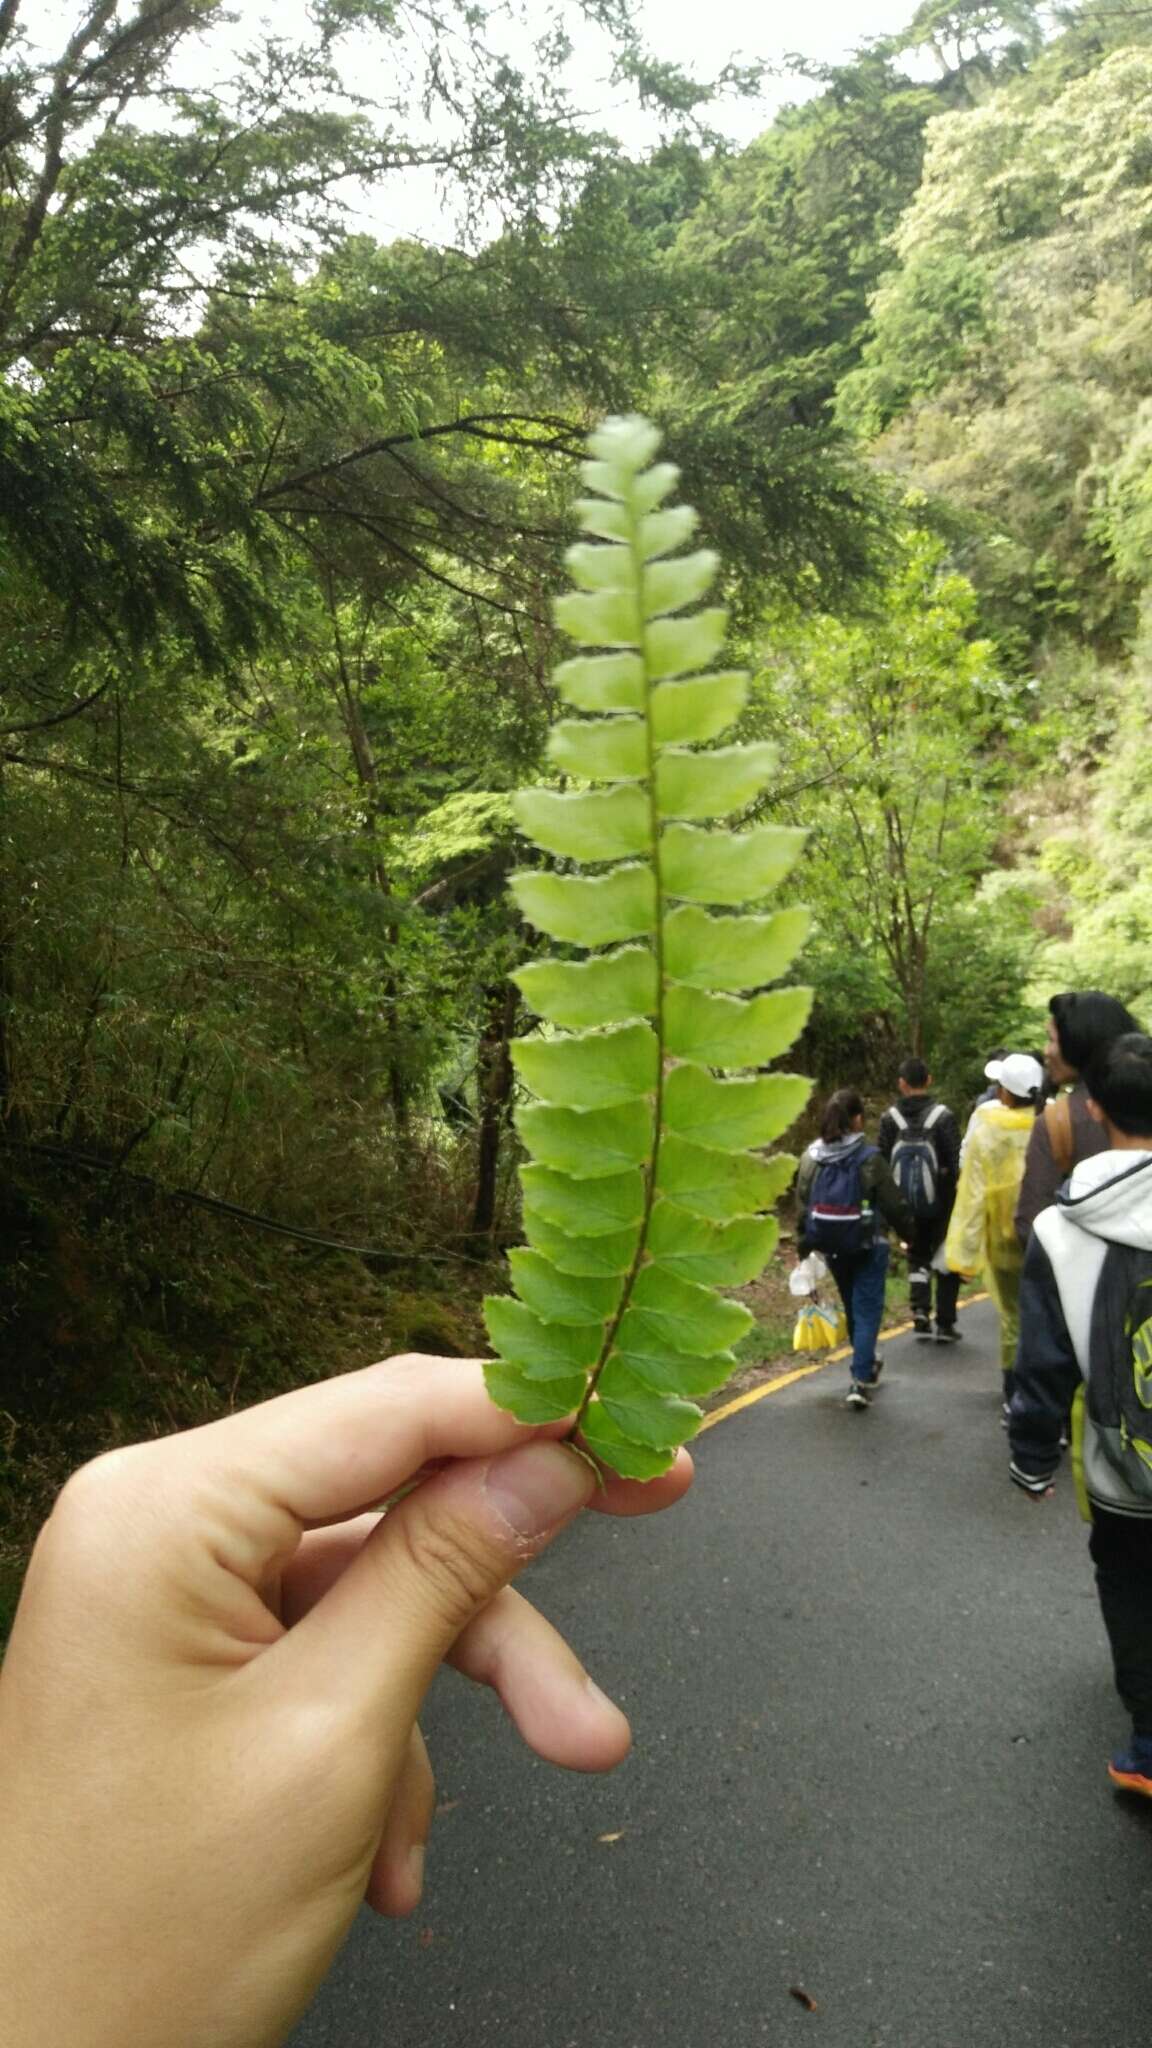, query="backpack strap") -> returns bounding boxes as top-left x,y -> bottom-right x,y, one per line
1044,1092 -> 1075,1178
923,1103 -> 947,1132
889,1107 -> 908,1132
